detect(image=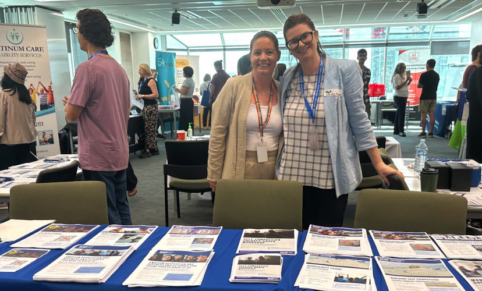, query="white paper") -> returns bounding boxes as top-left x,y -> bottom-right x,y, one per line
0,249 -> 49,272
236,229 -> 298,256
448,260 -> 482,291
152,225 -> 221,251
0,219 -> 55,242
432,235 -> 482,259
85,225 -> 157,250
230,253 -> 282,283
131,94 -> 144,110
